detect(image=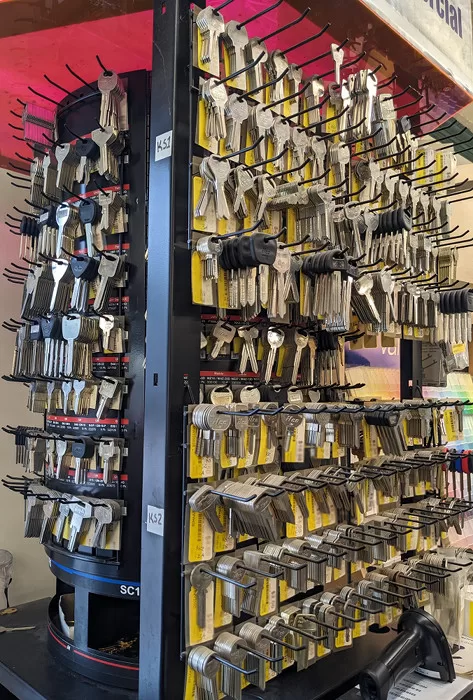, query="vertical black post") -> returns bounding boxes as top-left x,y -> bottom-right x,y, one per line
400,339 -> 423,399
140,1 -> 199,698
